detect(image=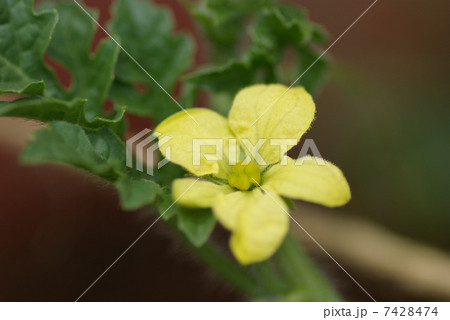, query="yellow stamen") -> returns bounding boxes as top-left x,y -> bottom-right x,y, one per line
228,161 -> 261,191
